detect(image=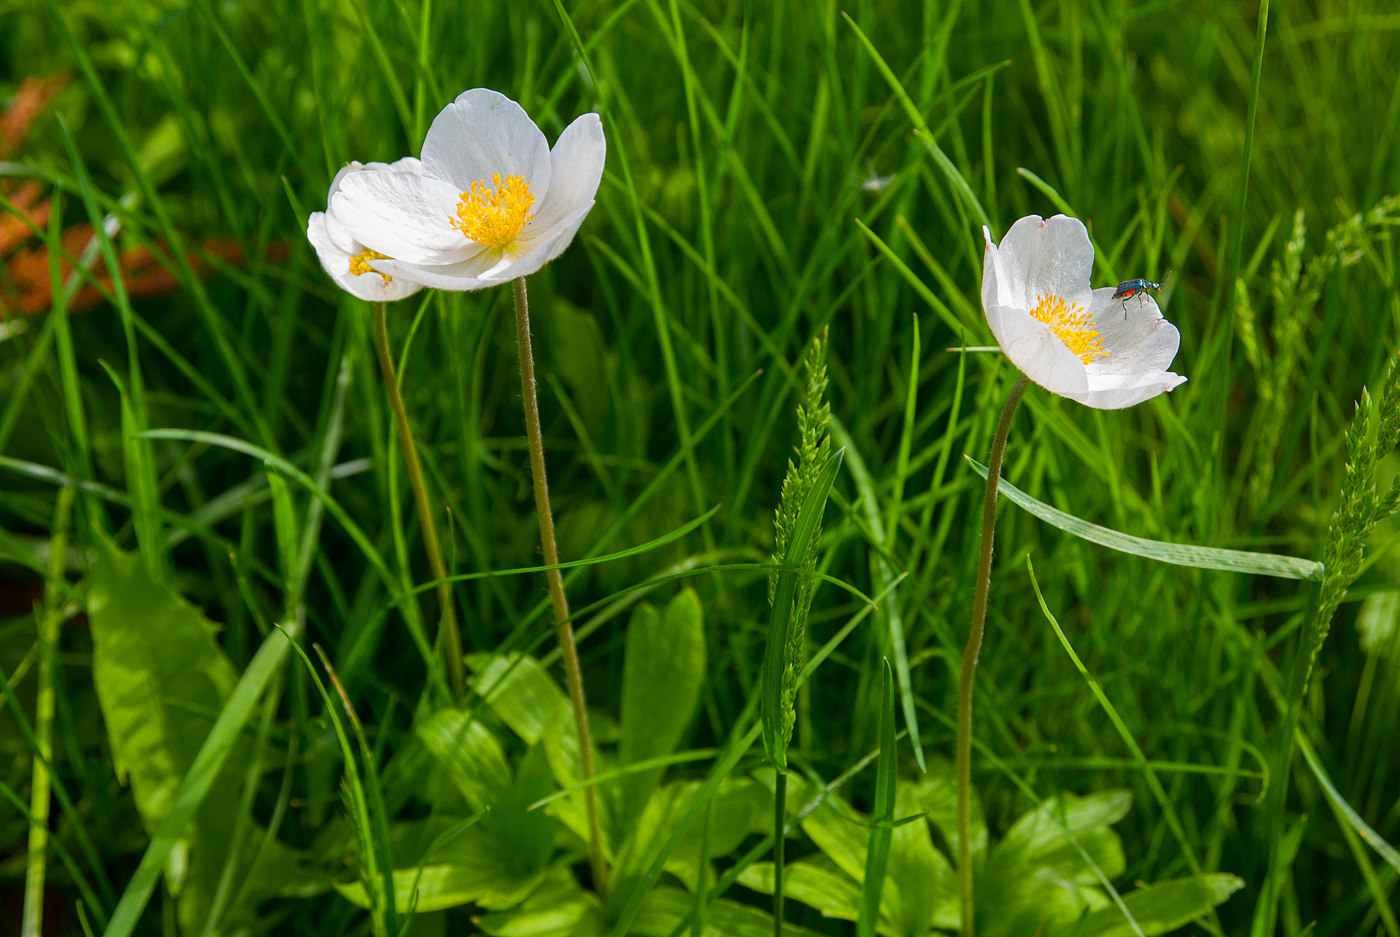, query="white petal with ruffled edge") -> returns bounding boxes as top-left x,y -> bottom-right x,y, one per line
421,89 -> 552,197
518,113 -> 605,241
